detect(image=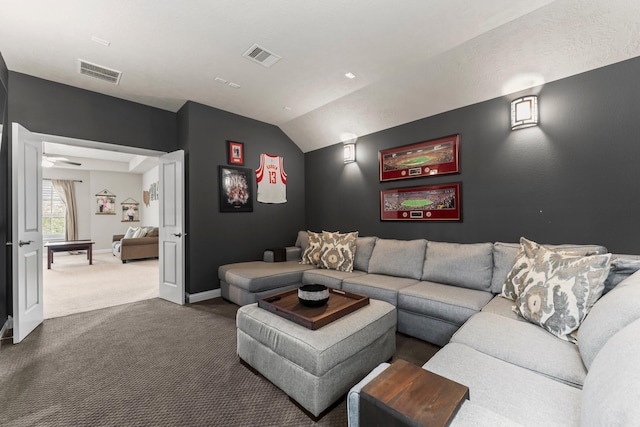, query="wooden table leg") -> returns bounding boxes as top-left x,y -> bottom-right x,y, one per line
47,248 -> 52,269
89,244 -> 93,265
